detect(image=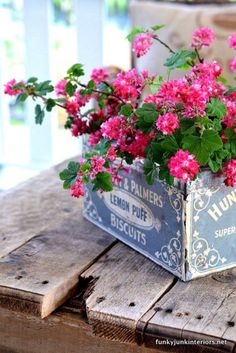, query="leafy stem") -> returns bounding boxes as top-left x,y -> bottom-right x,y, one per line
152,34 -> 175,54
74,79 -> 126,105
